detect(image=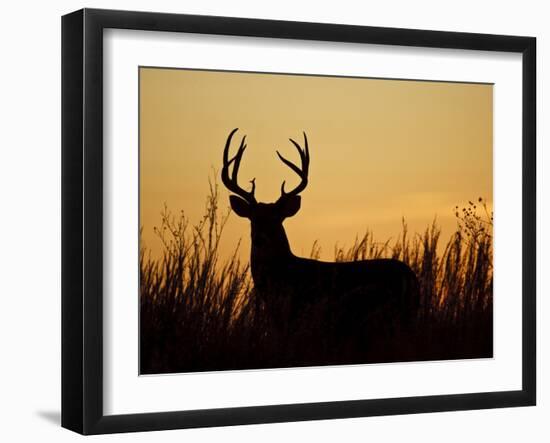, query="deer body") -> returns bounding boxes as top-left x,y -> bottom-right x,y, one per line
222,128 -> 419,328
